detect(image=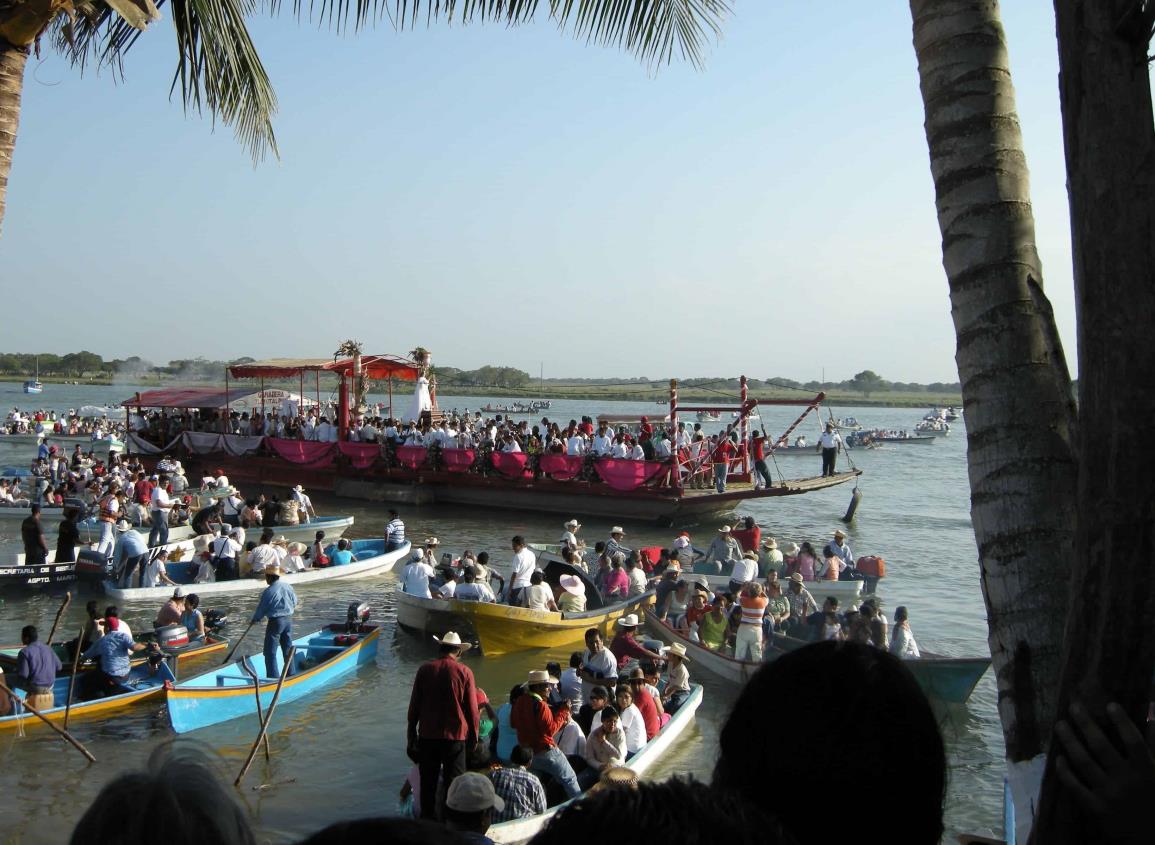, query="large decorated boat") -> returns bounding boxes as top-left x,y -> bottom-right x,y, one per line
116,346 -> 861,524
